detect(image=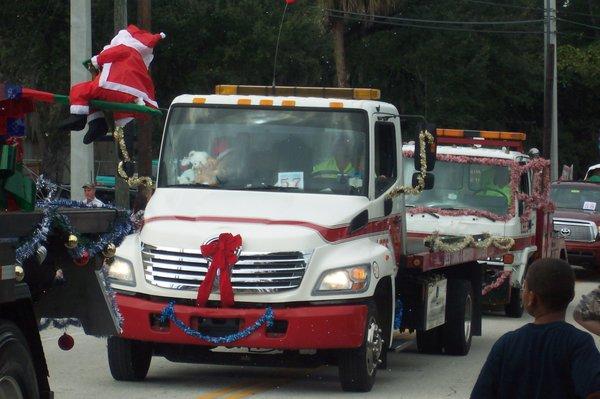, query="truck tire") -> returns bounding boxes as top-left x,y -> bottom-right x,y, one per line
443,279 -> 473,356
0,319 -> 39,399
504,287 -> 524,318
107,337 -> 152,381
338,302 -> 383,392
416,326 -> 443,354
